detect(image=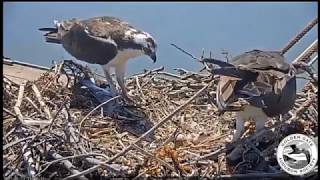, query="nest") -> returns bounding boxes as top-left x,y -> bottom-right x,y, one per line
3,60 -> 318,179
